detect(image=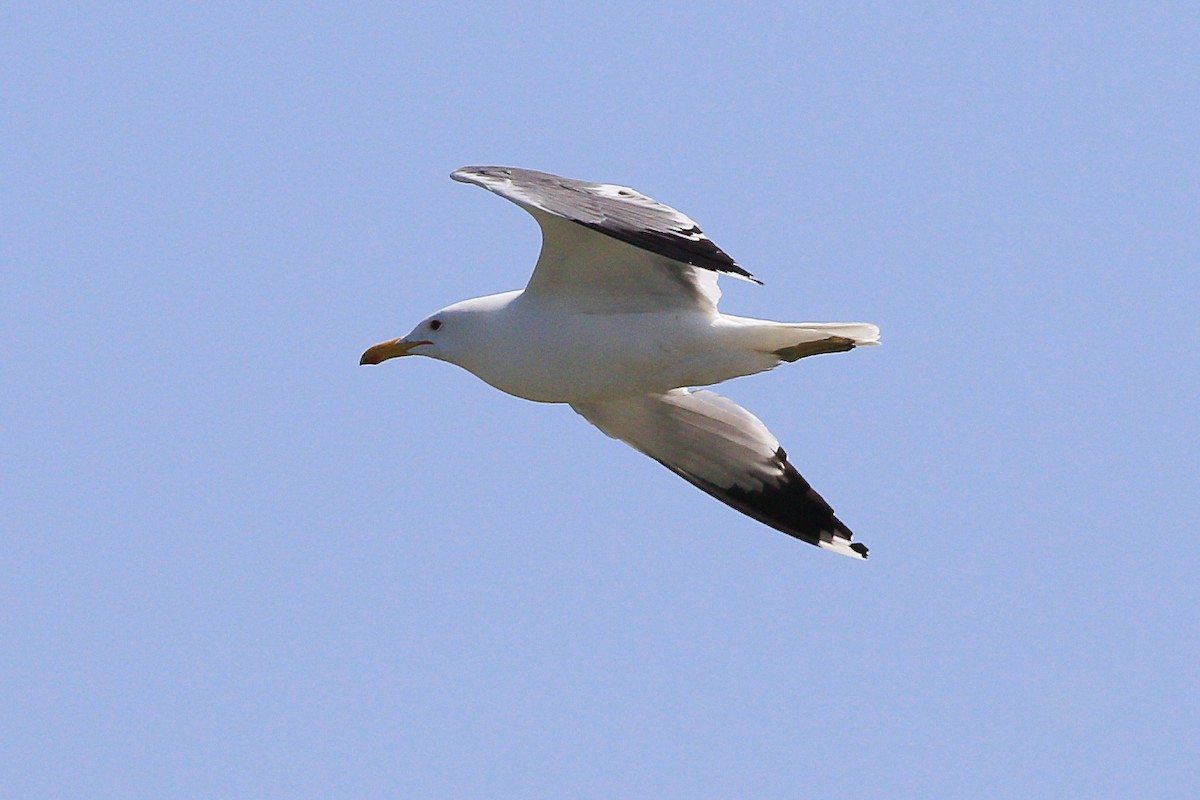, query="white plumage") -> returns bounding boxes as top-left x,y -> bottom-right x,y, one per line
362,166 -> 878,558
